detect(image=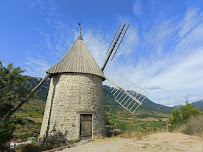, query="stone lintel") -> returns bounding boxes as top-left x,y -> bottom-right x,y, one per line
76,111 -> 96,114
